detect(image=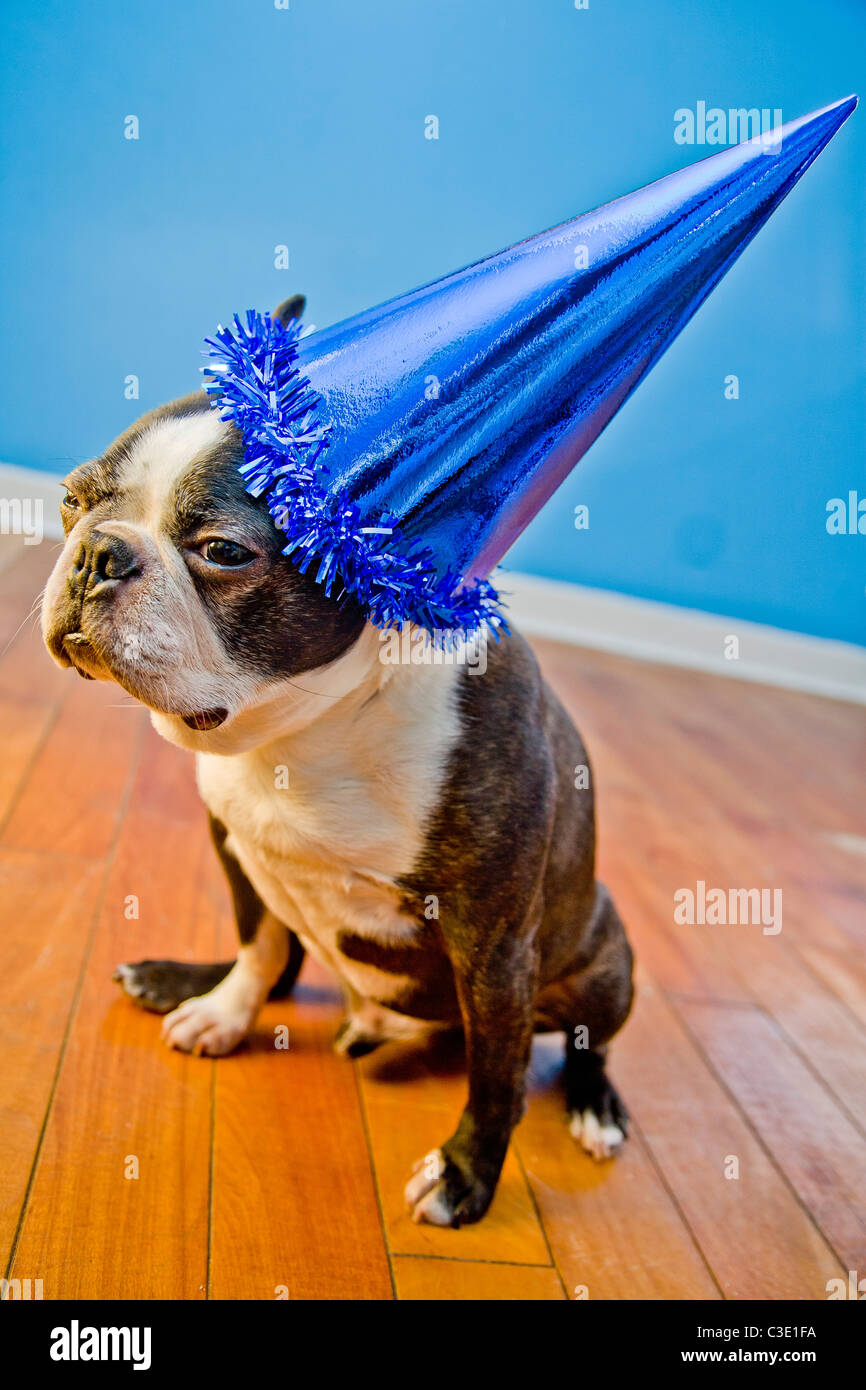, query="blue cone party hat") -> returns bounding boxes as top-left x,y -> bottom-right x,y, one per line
203,96 -> 856,639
